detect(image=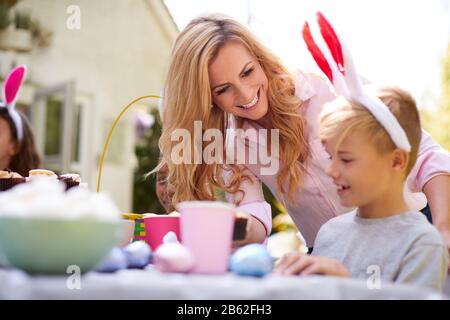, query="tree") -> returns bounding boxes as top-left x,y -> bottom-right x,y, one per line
422,43 -> 450,150
133,109 -> 164,214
